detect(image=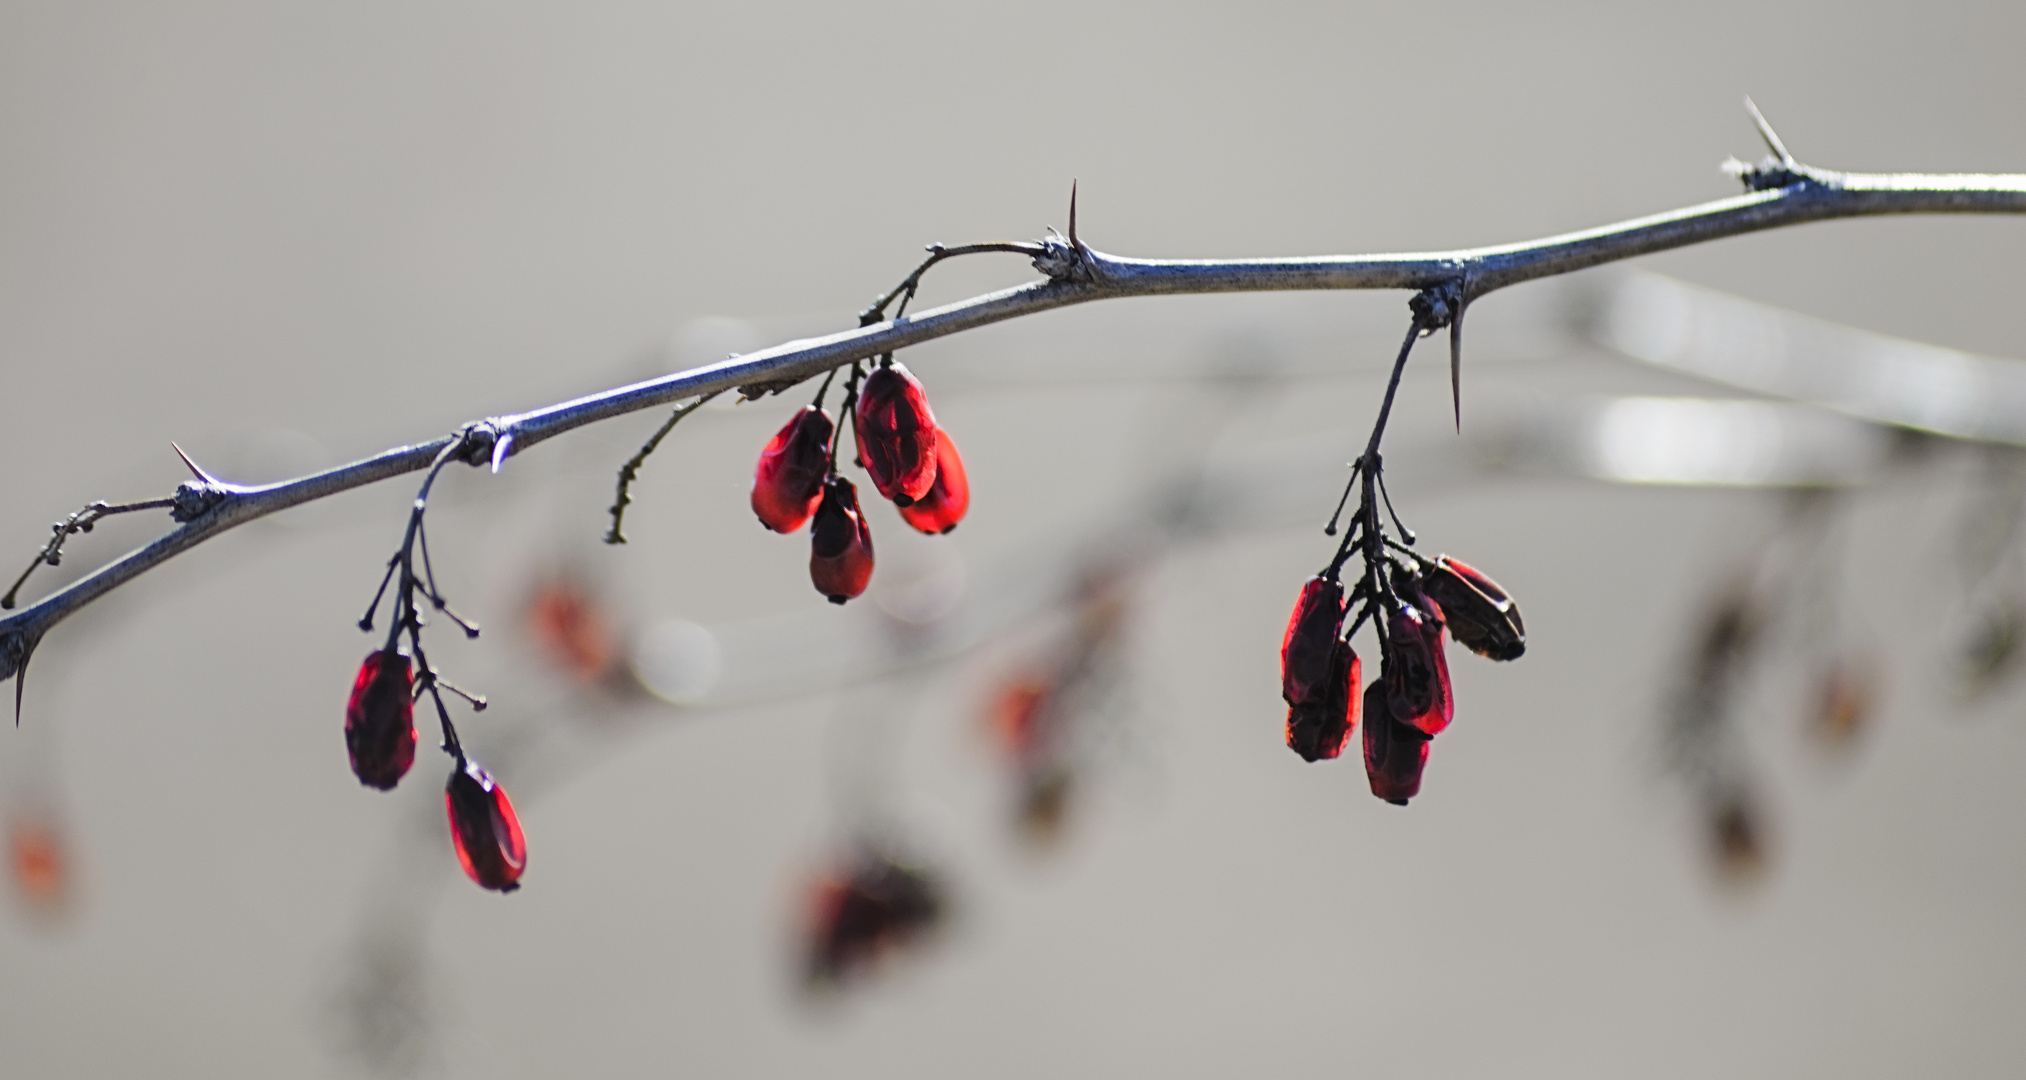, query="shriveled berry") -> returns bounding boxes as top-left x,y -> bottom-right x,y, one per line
1420,555 -> 1525,661
752,406 -> 836,533
1285,639 -> 1361,762
854,363 -> 938,507
345,649 -> 417,791
1362,682 -> 1431,805
445,757 -> 526,893
1384,600 -> 1453,736
896,427 -> 969,535
1281,575 -> 1346,705
809,476 -> 875,603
